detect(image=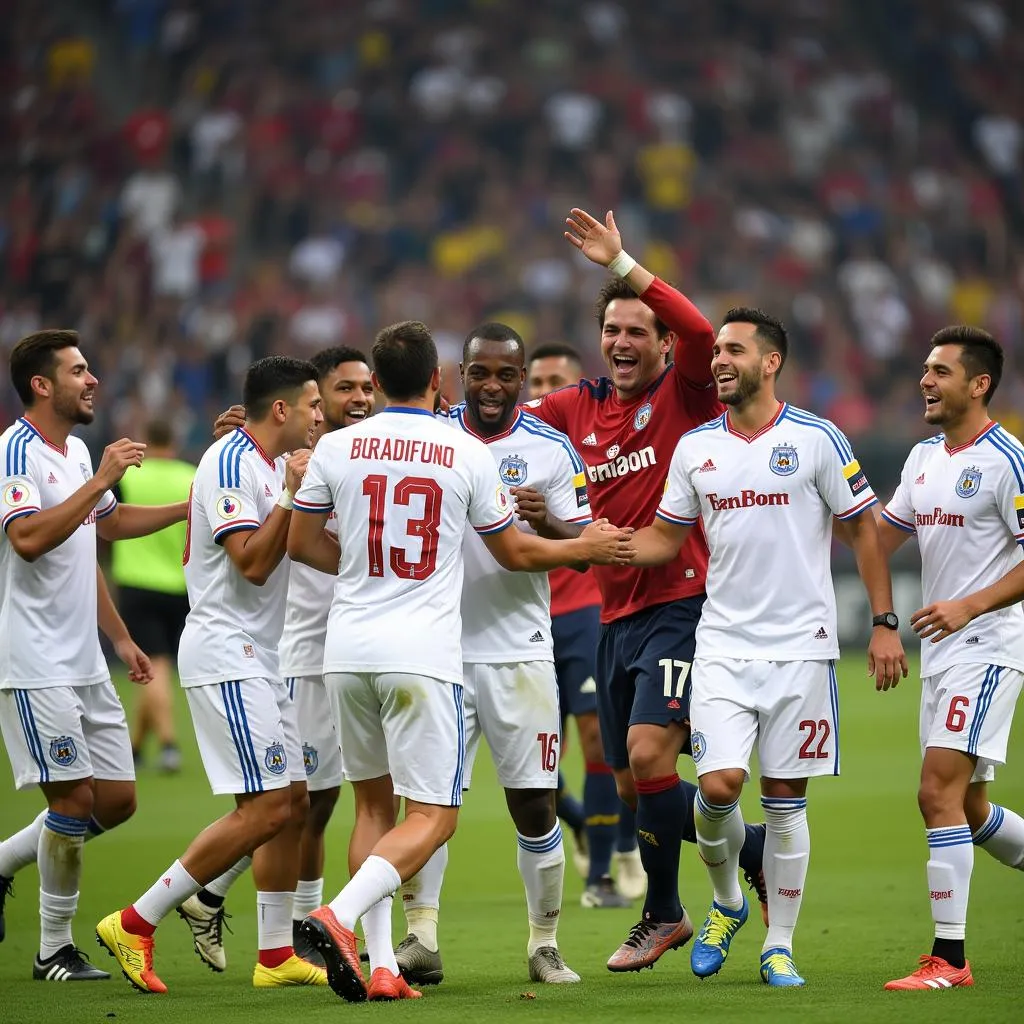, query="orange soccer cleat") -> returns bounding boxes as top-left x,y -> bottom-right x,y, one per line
884,955 -> 974,991
368,967 -> 423,1000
